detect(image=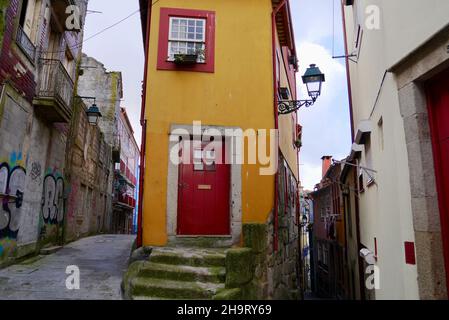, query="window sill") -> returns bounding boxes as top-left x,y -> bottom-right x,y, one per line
167,60 -> 206,65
